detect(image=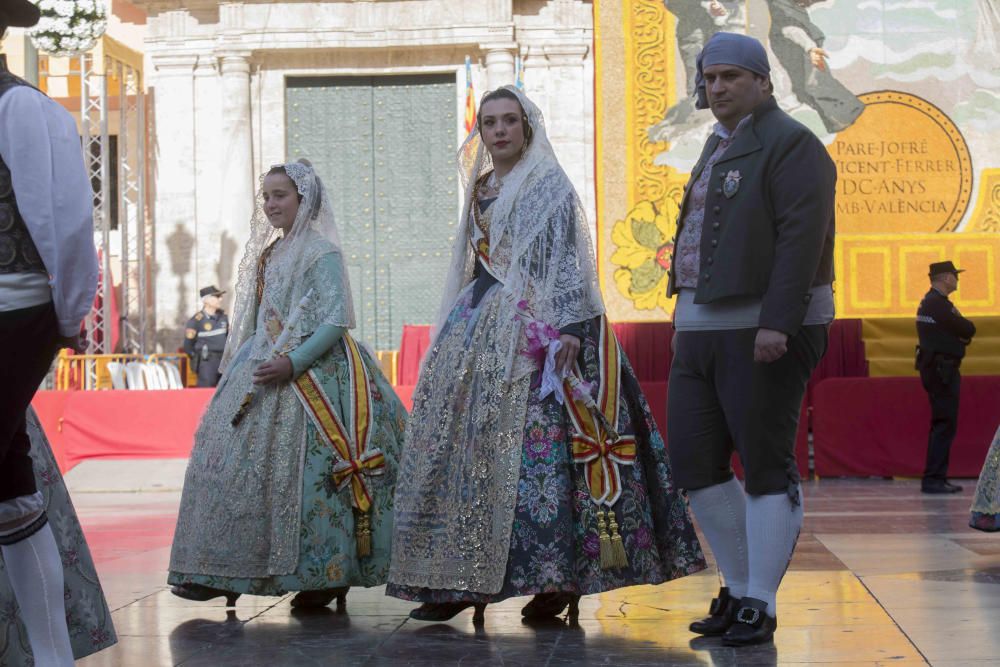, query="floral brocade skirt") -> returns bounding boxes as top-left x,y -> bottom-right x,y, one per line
387,292 -> 705,604
970,425 -> 1000,532
1,410 -> 117,665
168,341 -> 407,595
